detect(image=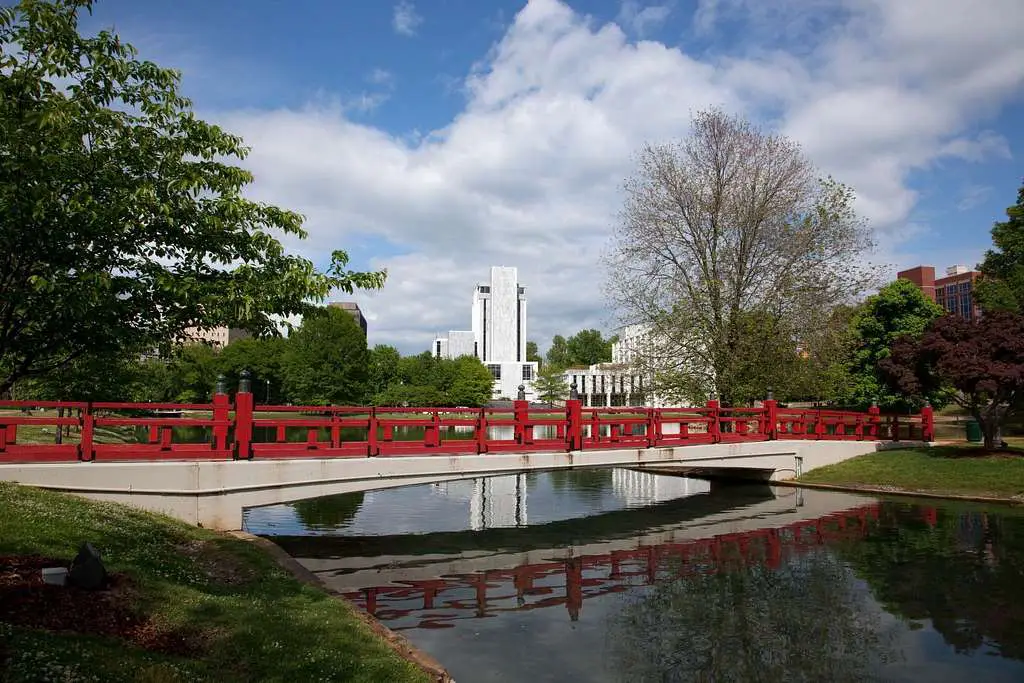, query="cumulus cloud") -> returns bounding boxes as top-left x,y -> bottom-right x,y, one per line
392,1 -> 423,37
211,0 -> 1024,353
617,1 -> 673,37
